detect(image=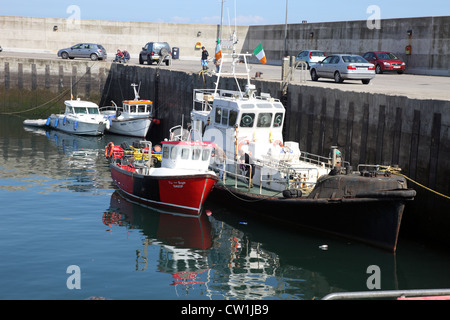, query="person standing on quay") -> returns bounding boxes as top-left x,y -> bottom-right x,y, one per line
201,46 -> 209,70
